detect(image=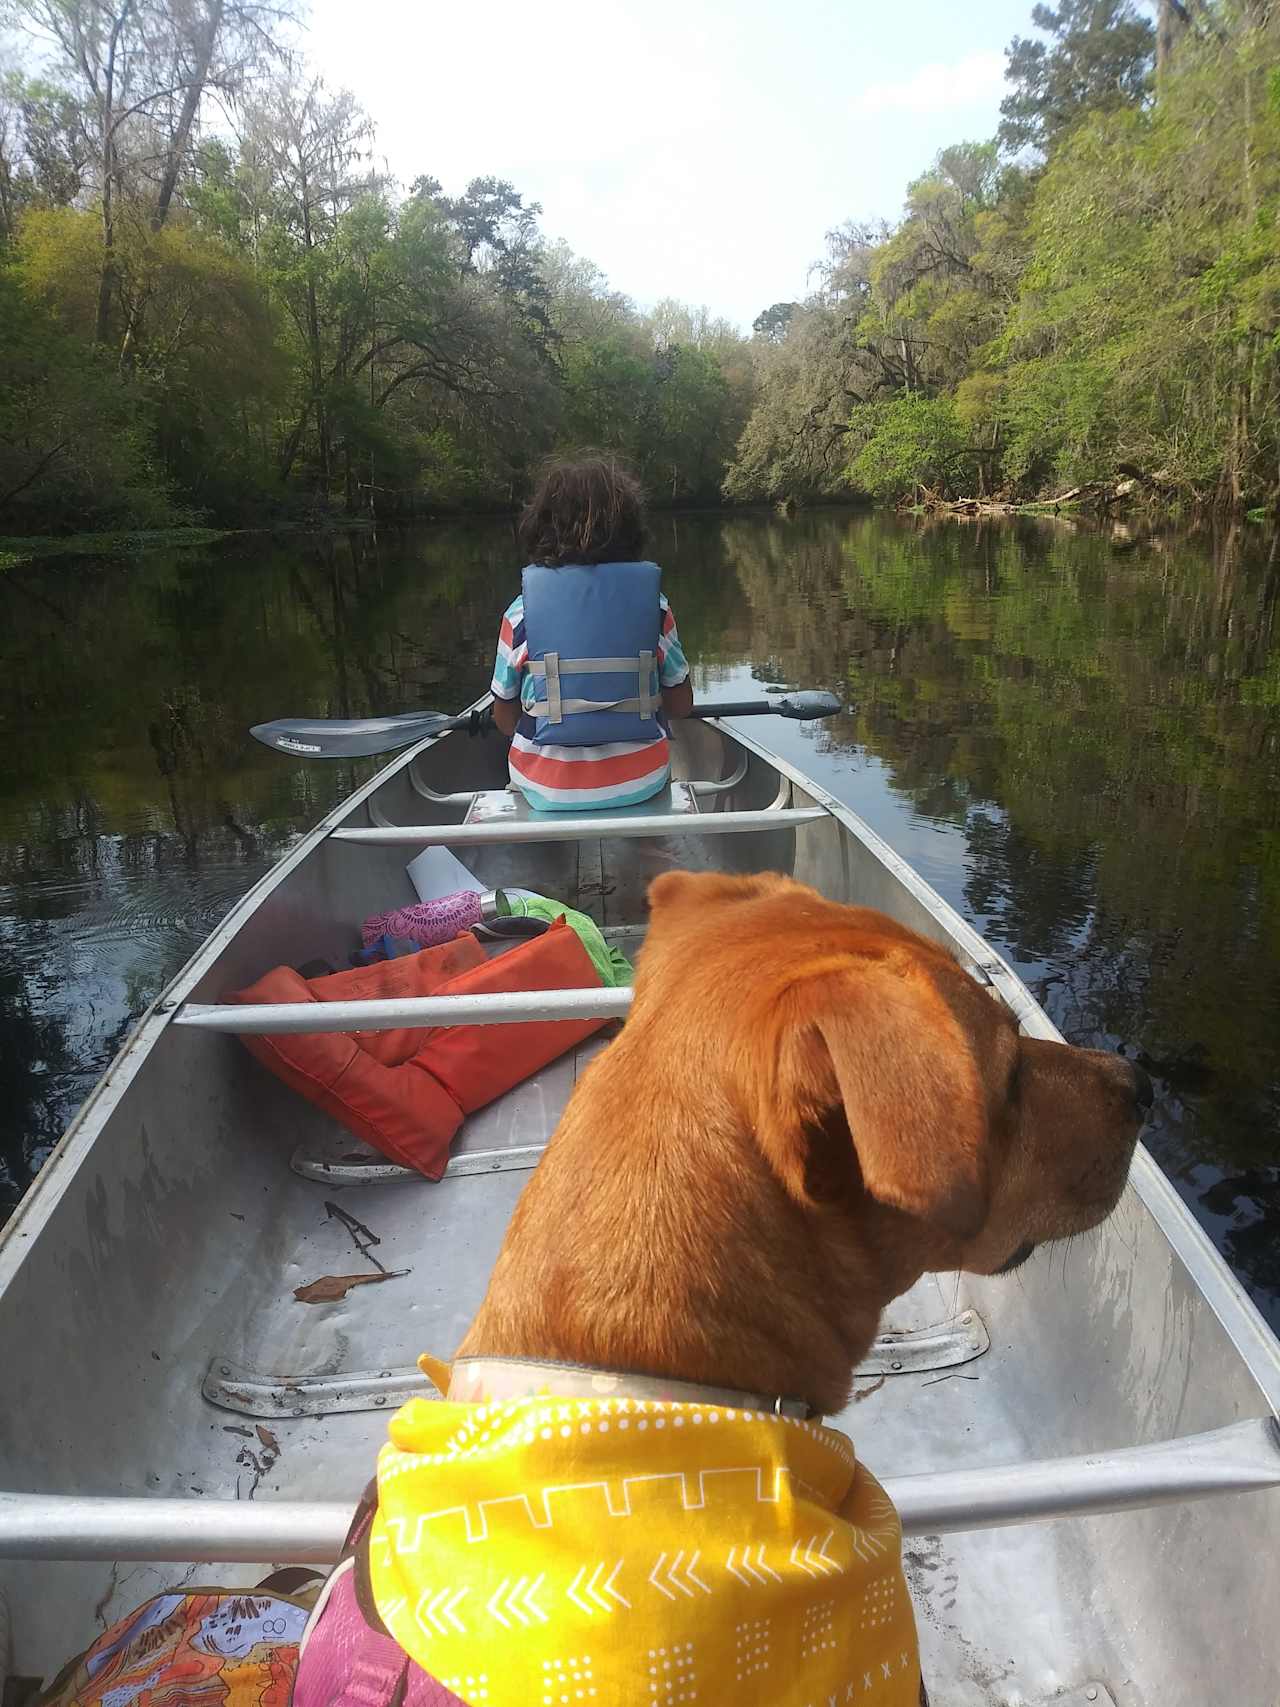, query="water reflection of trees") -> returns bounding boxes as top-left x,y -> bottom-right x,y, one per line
0,523 -> 519,1219
722,512 -> 1280,1268
0,937 -> 77,1220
